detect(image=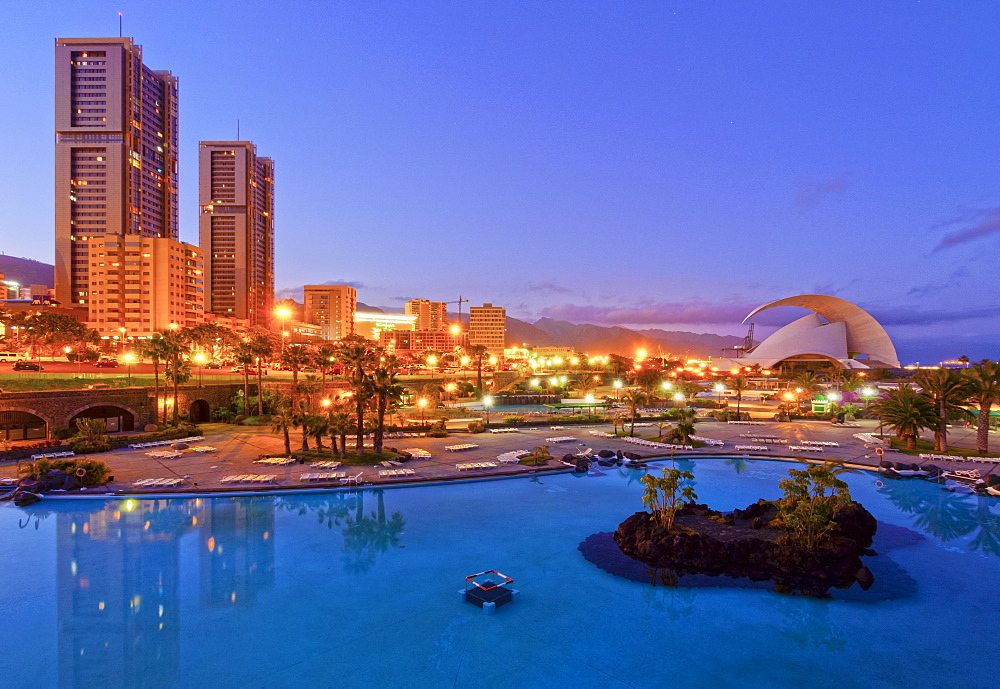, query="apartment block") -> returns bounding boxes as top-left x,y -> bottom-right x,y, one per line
354,312 -> 416,341
54,37 -> 179,308
303,285 -> 356,340
379,330 -> 465,354
198,141 -> 274,328
468,303 -> 506,354
404,299 -> 449,332
82,235 -> 204,337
